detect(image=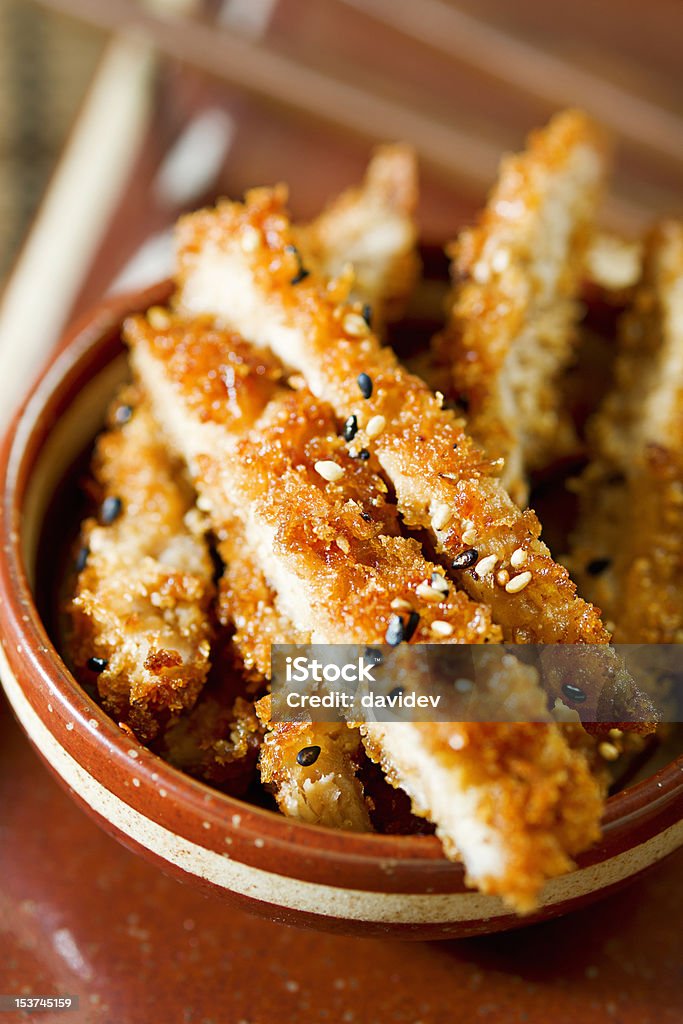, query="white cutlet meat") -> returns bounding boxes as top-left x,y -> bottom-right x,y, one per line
434,110 -> 609,506
571,220 -> 683,644
295,143 -> 419,330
